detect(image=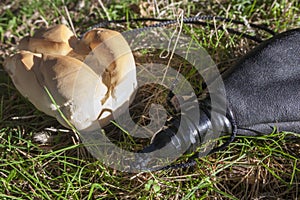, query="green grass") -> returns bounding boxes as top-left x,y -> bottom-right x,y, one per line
1,0 -> 300,199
